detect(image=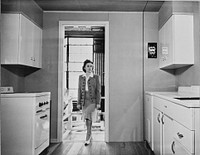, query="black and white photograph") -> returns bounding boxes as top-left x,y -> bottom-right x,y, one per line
1,0 -> 200,155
